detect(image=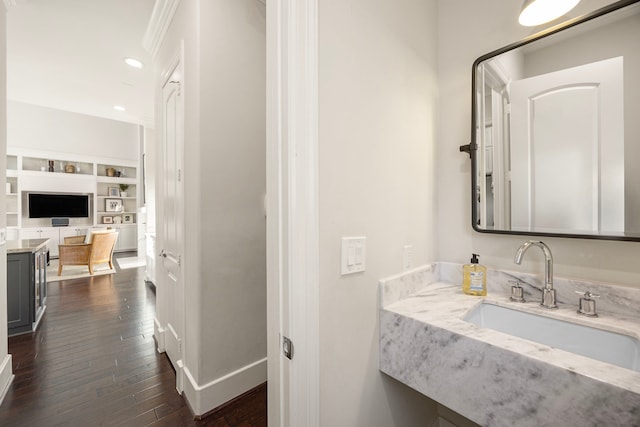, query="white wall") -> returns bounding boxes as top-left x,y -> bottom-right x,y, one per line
197,0 -> 266,383
437,0 -> 640,290
7,100 -> 139,160
154,0 -> 266,414
318,0 -> 440,425
0,3 -> 13,405
143,127 -> 156,231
